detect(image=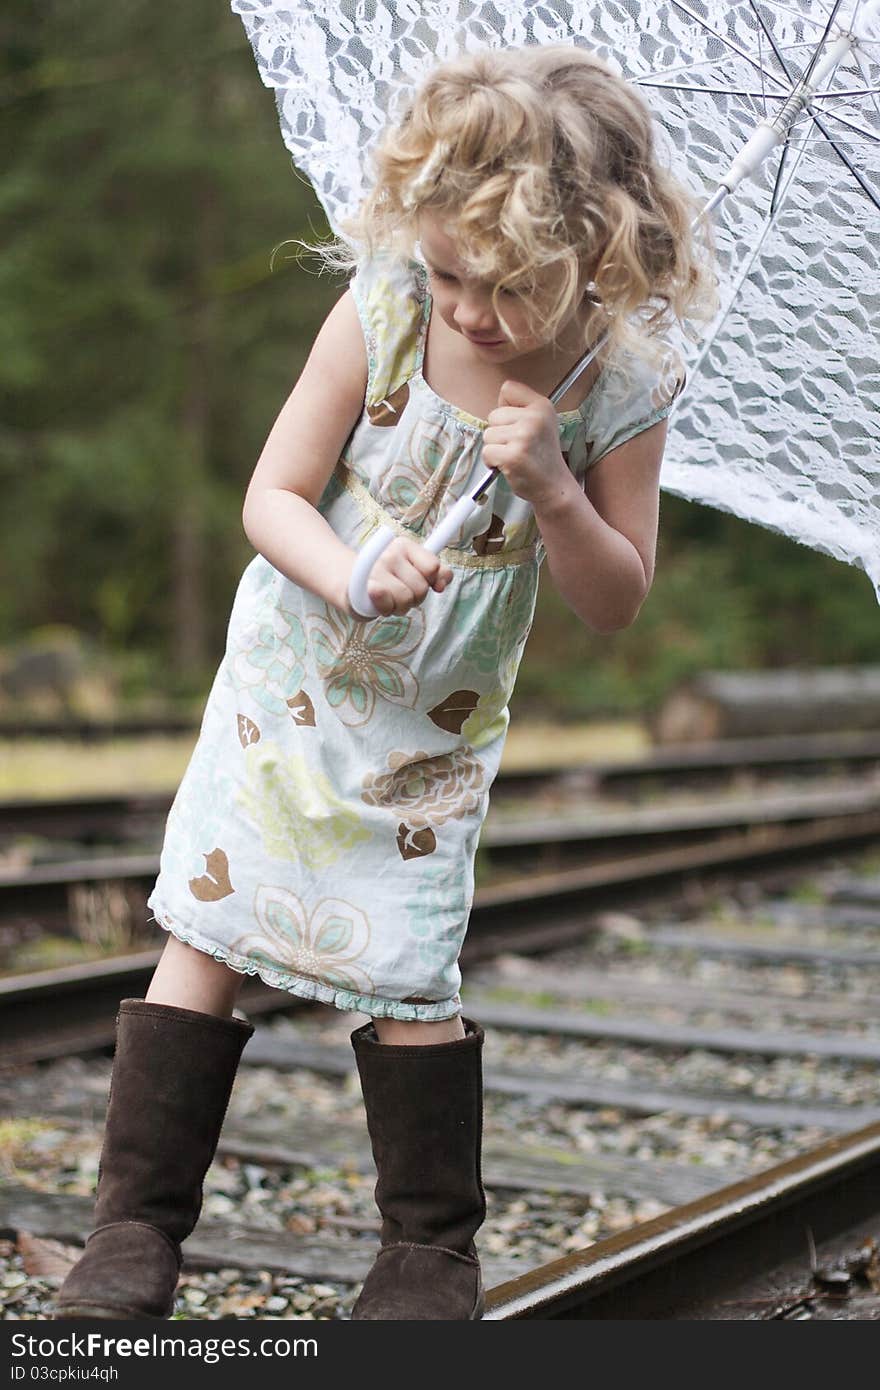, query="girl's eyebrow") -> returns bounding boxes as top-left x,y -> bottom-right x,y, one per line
417,241 -> 464,277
